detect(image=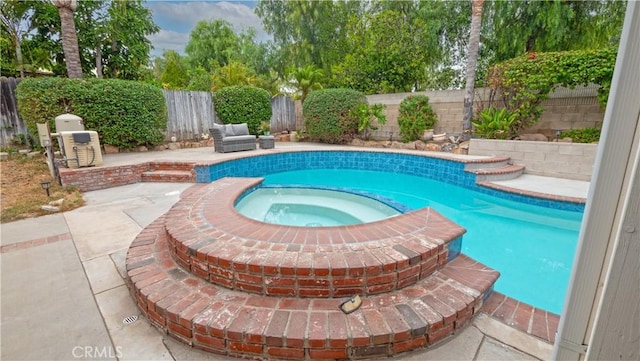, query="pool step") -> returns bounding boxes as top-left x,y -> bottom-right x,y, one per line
141,170 -> 195,183
463,156 -> 511,172
125,217 -> 499,360
141,162 -> 196,183
147,161 -> 196,172
465,155 -> 525,183
469,164 -> 525,182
